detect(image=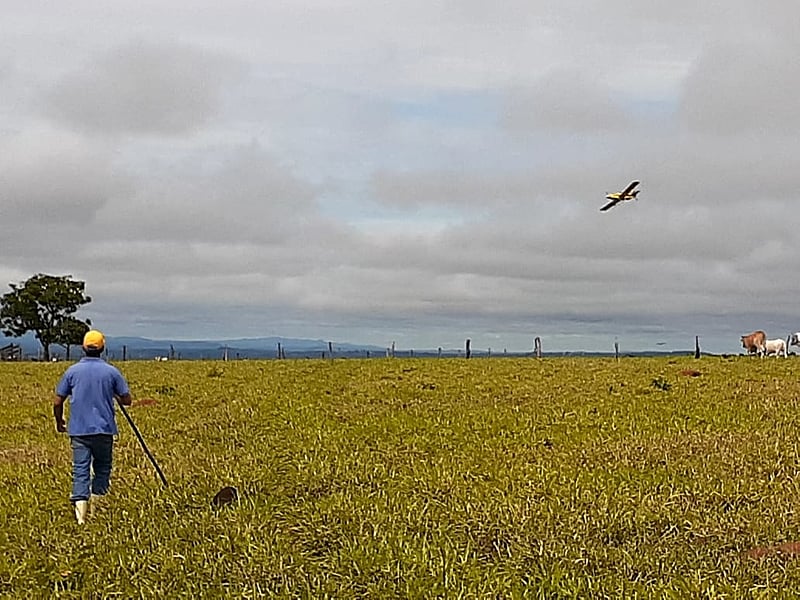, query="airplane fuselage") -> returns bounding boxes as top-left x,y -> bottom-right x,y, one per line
599,180 -> 640,212
605,190 -> 639,202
